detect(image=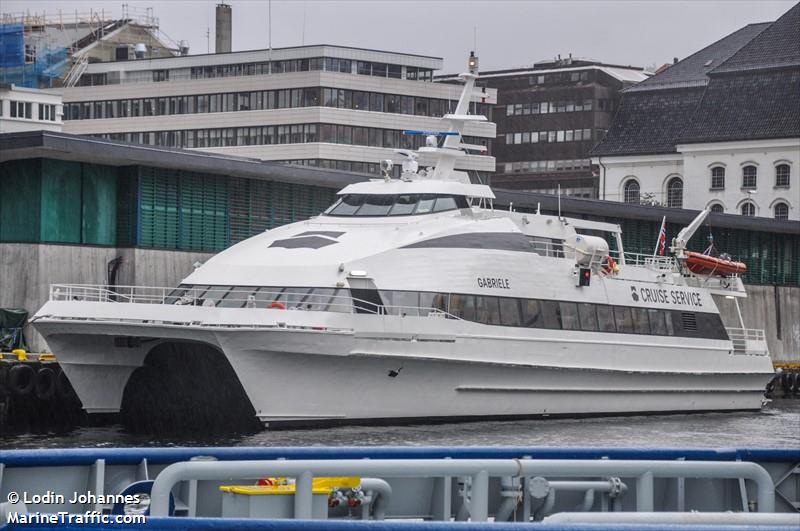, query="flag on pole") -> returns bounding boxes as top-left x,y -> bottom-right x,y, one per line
654,216 -> 667,256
